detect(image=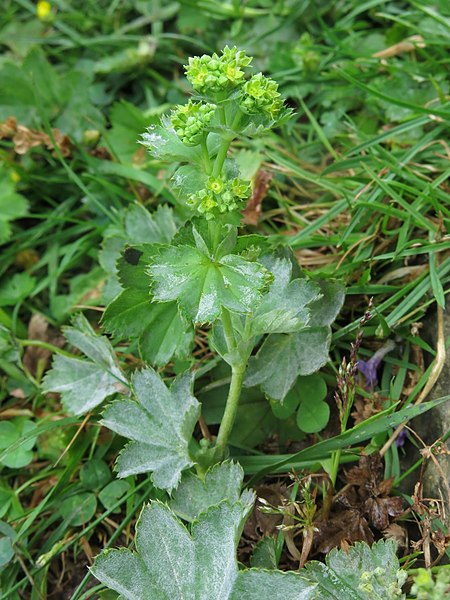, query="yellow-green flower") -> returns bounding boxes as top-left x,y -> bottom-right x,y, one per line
207,176 -> 225,194
171,101 -> 216,146
187,176 -> 250,217
240,73 -> 283,119
185,47 -> 252,94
